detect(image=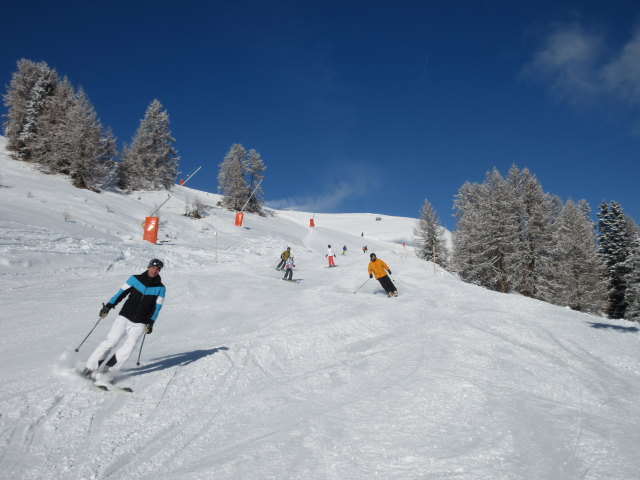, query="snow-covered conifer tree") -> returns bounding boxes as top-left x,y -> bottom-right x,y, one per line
244,149 -> 266,214
597,201 -> 631,318
64,88 -> 112,189
2,59 -> 58,161
506,166 -> 555,298
217,143 -> 250,211
4,60 -> 116,190
453,181 -> 488,285
484,168 -> 523,293
624,233 -> 640,321
35,78 -> 77,173
119,100 -> 179,191
414,199 -> 448,268
27,81 -> 112,190
540,199 -> 608,313
453,169 -> 521,293
97,127 -> 118,189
